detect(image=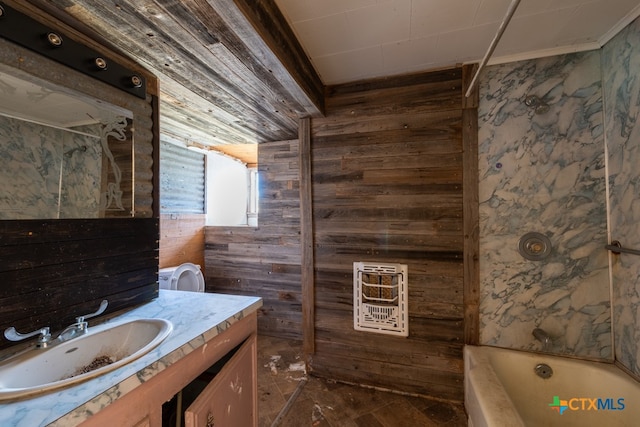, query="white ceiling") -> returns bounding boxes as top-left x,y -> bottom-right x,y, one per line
274,0 -> 640,85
